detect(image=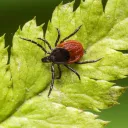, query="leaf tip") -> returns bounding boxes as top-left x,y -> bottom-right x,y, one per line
33,16 -> 36,20
119,87 -> 127,93
57,0 -> 63,8
103,121 -> 110,126
3,33 -> 6,37
0,34 -> 6,39
40,23 -> 45,28
17,26 -> 22,33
